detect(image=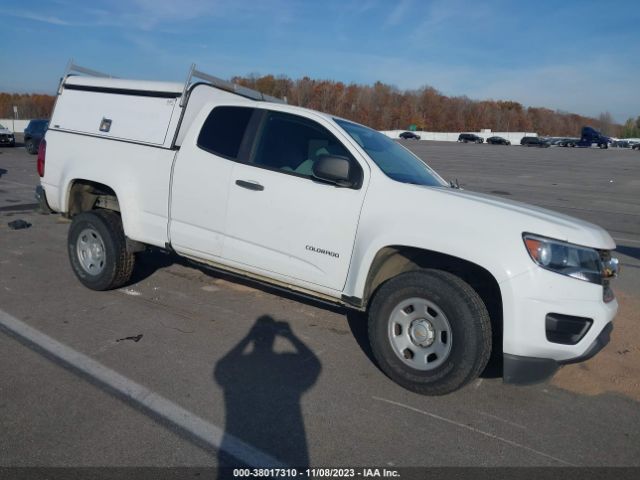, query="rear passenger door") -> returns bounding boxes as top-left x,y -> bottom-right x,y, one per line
222,110 -> 368,292
169,106 -> 256,260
